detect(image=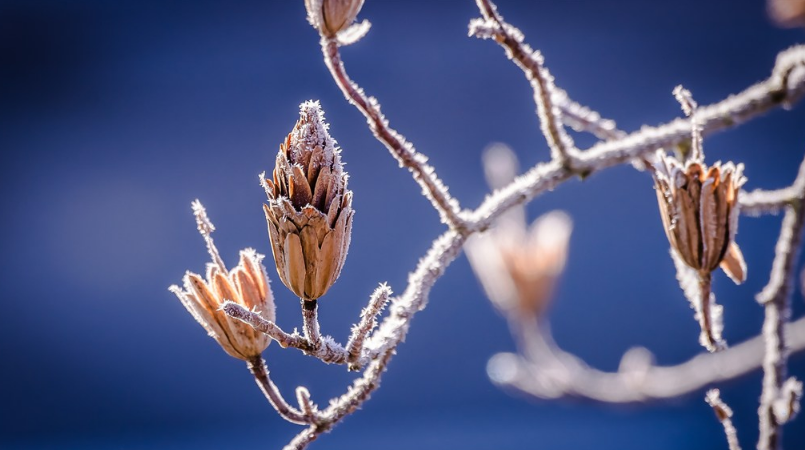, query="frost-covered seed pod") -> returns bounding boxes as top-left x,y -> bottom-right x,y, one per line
304,0 -> 364,37
262,101 -> 353,301
652,152 -> 747,283
170,201 -> 275,361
